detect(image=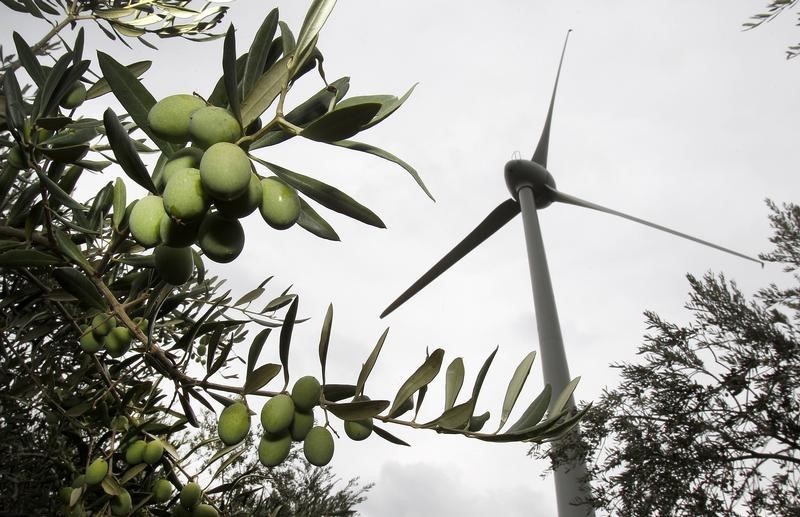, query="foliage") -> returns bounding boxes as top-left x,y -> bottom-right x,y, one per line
531,200 -> 800,516
745,0 -> 800,59
0,0 -> 589,515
